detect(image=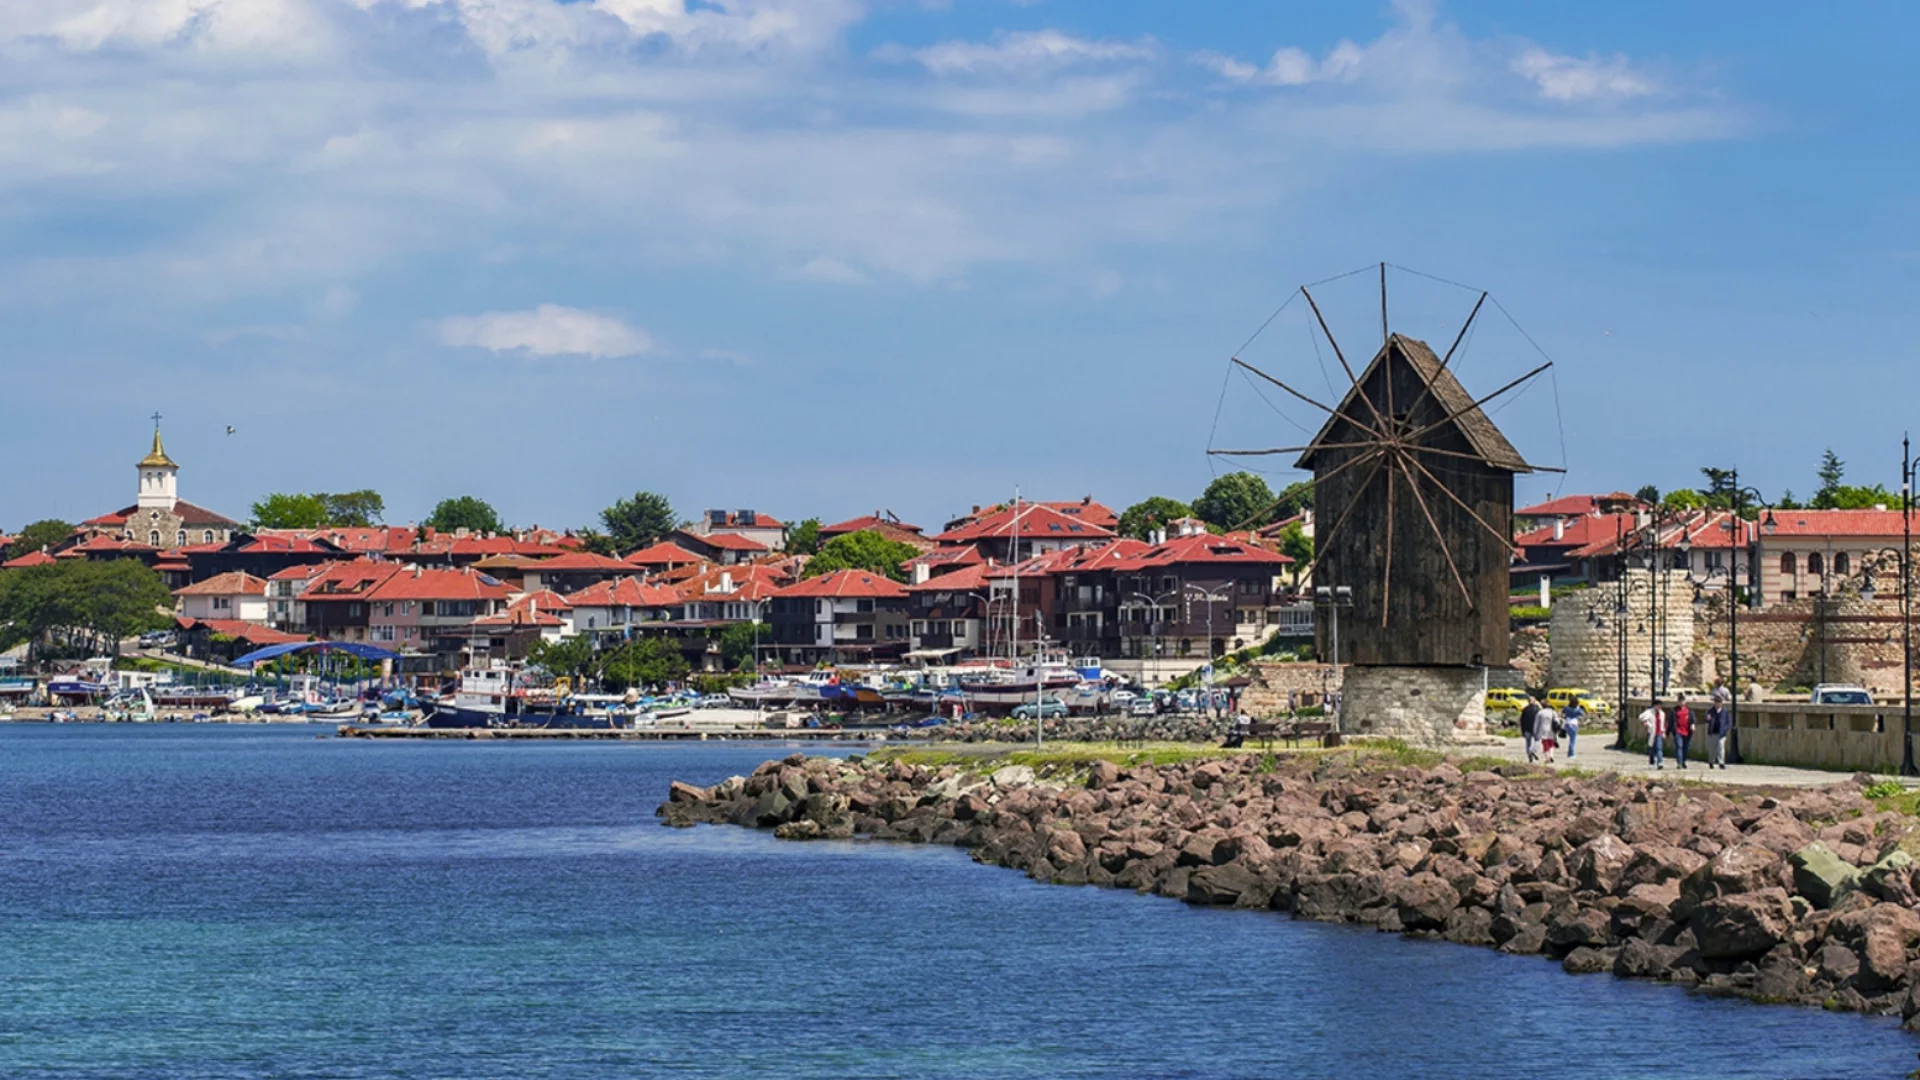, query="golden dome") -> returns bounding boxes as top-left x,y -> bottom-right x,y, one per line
138,428 -> 177,469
